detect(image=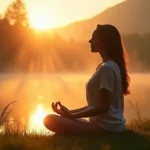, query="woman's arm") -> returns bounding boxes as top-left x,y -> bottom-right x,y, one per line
70,106 -> 88,113
71,88 -> 111,118
55,101 -> 88,114
71,106 -> 106,118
